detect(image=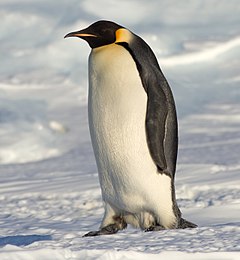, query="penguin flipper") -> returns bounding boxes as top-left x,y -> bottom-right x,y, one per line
145,73 -> 178,178
145,81 -> 168,174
